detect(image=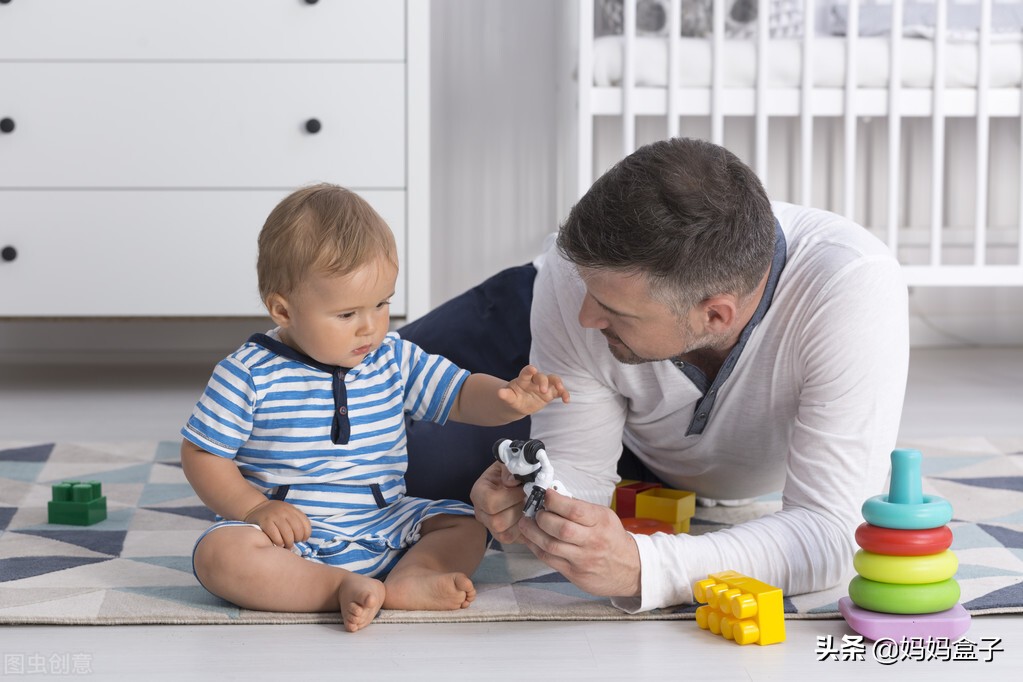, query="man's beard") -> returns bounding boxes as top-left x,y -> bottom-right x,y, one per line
600,330 -> 681,365
600,323 -> 713,366
600,330 -> 647,365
